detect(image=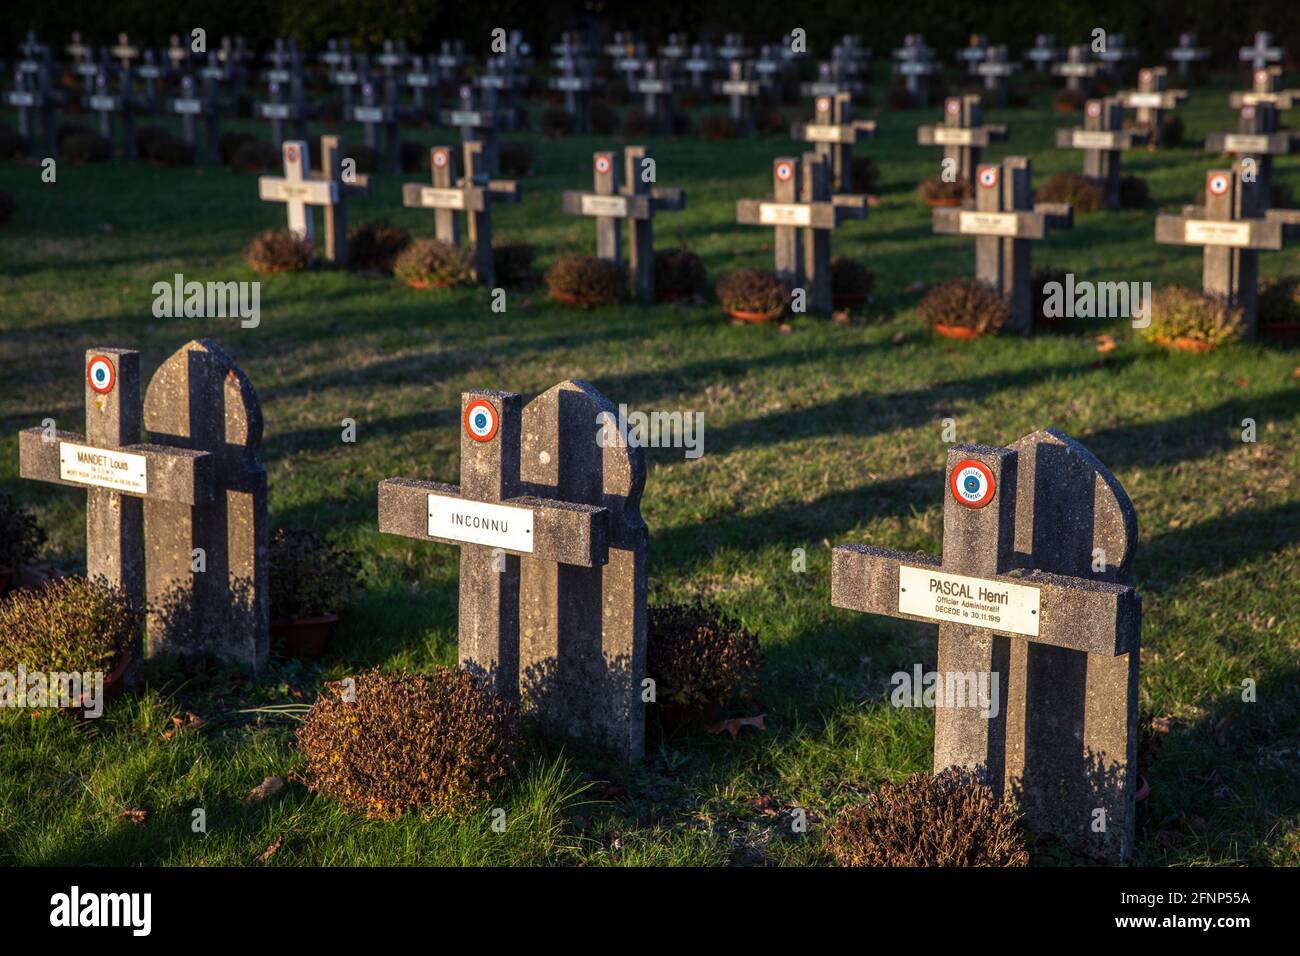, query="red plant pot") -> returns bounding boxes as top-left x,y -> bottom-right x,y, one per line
1135,775 -> 1152,803
655,700 -> 722,734
726,305 -> 785,324
1153,335 -> 1215,354
271,614 -> 339,658
549,288 -> 611,308
933,323 -> 983,340
1260,321 -> 1300,344
68,651 -> 132,713
925,196 -> 964,208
